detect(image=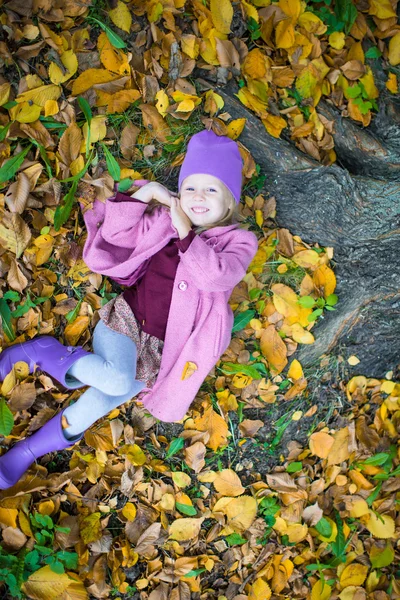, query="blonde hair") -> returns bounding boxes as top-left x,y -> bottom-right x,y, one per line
146,186 -> 242,233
